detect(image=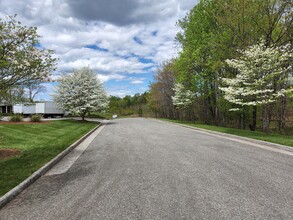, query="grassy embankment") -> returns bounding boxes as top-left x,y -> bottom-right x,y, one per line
0,120 -> 98,196
162,119 -> 293,147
